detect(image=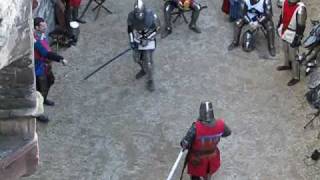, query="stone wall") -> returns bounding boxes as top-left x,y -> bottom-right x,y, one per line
0,0 -> 37,118
0,0 -> 39,179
